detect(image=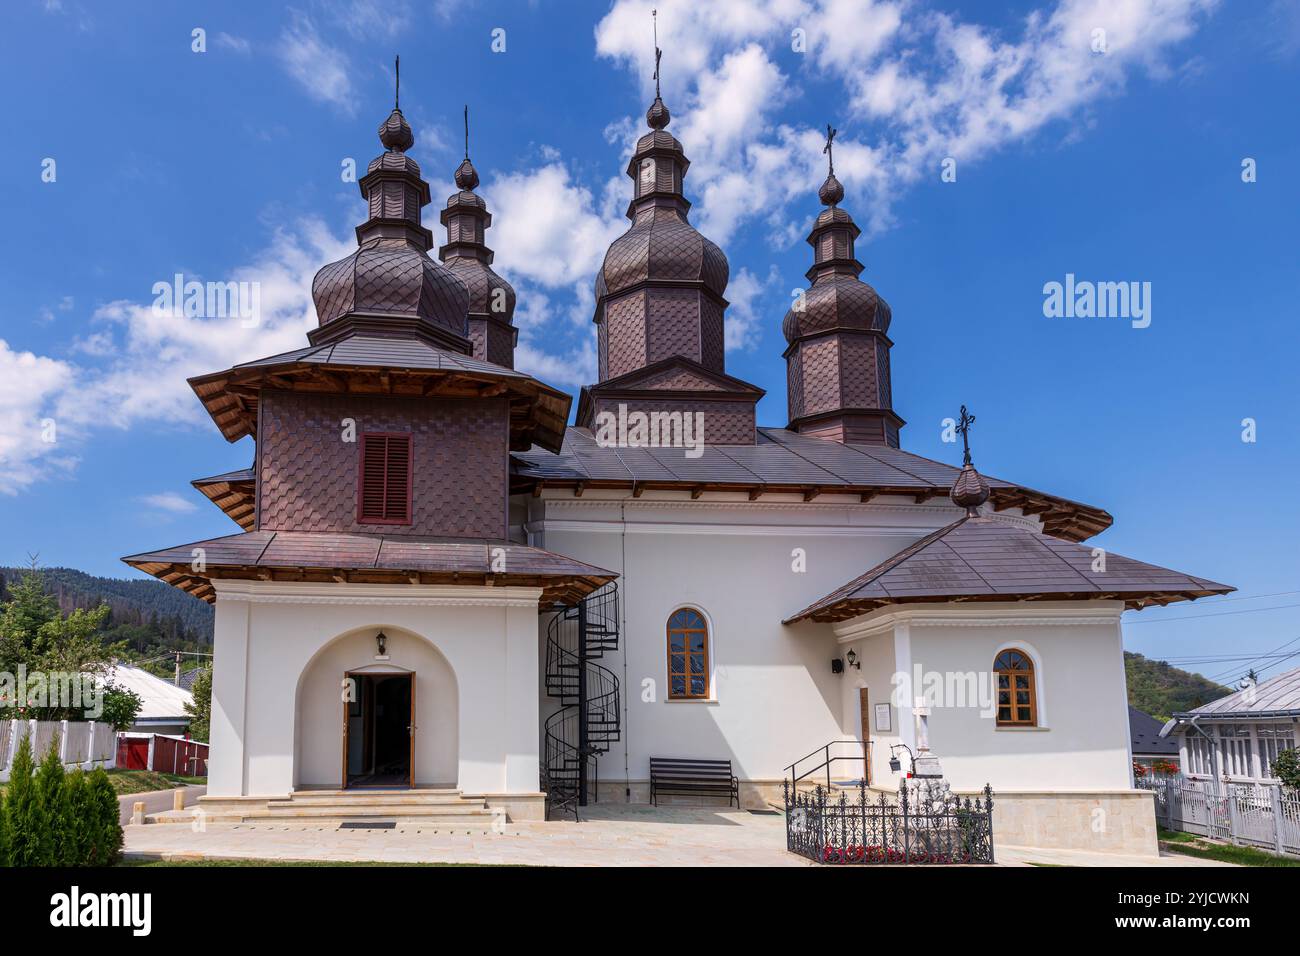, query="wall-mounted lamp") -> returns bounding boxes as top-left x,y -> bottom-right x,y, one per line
845,649 -> 861,670
375,631 -> 388,659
